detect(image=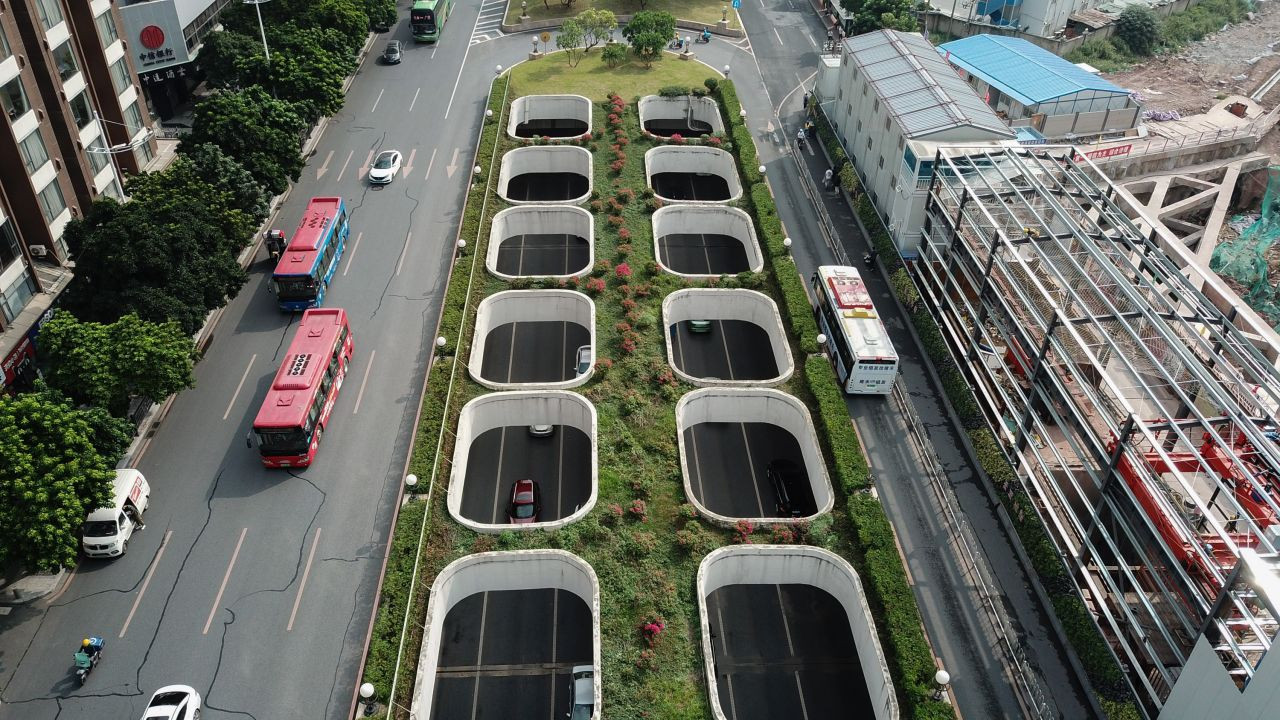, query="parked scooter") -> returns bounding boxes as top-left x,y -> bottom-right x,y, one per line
72,636 -> 104,685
